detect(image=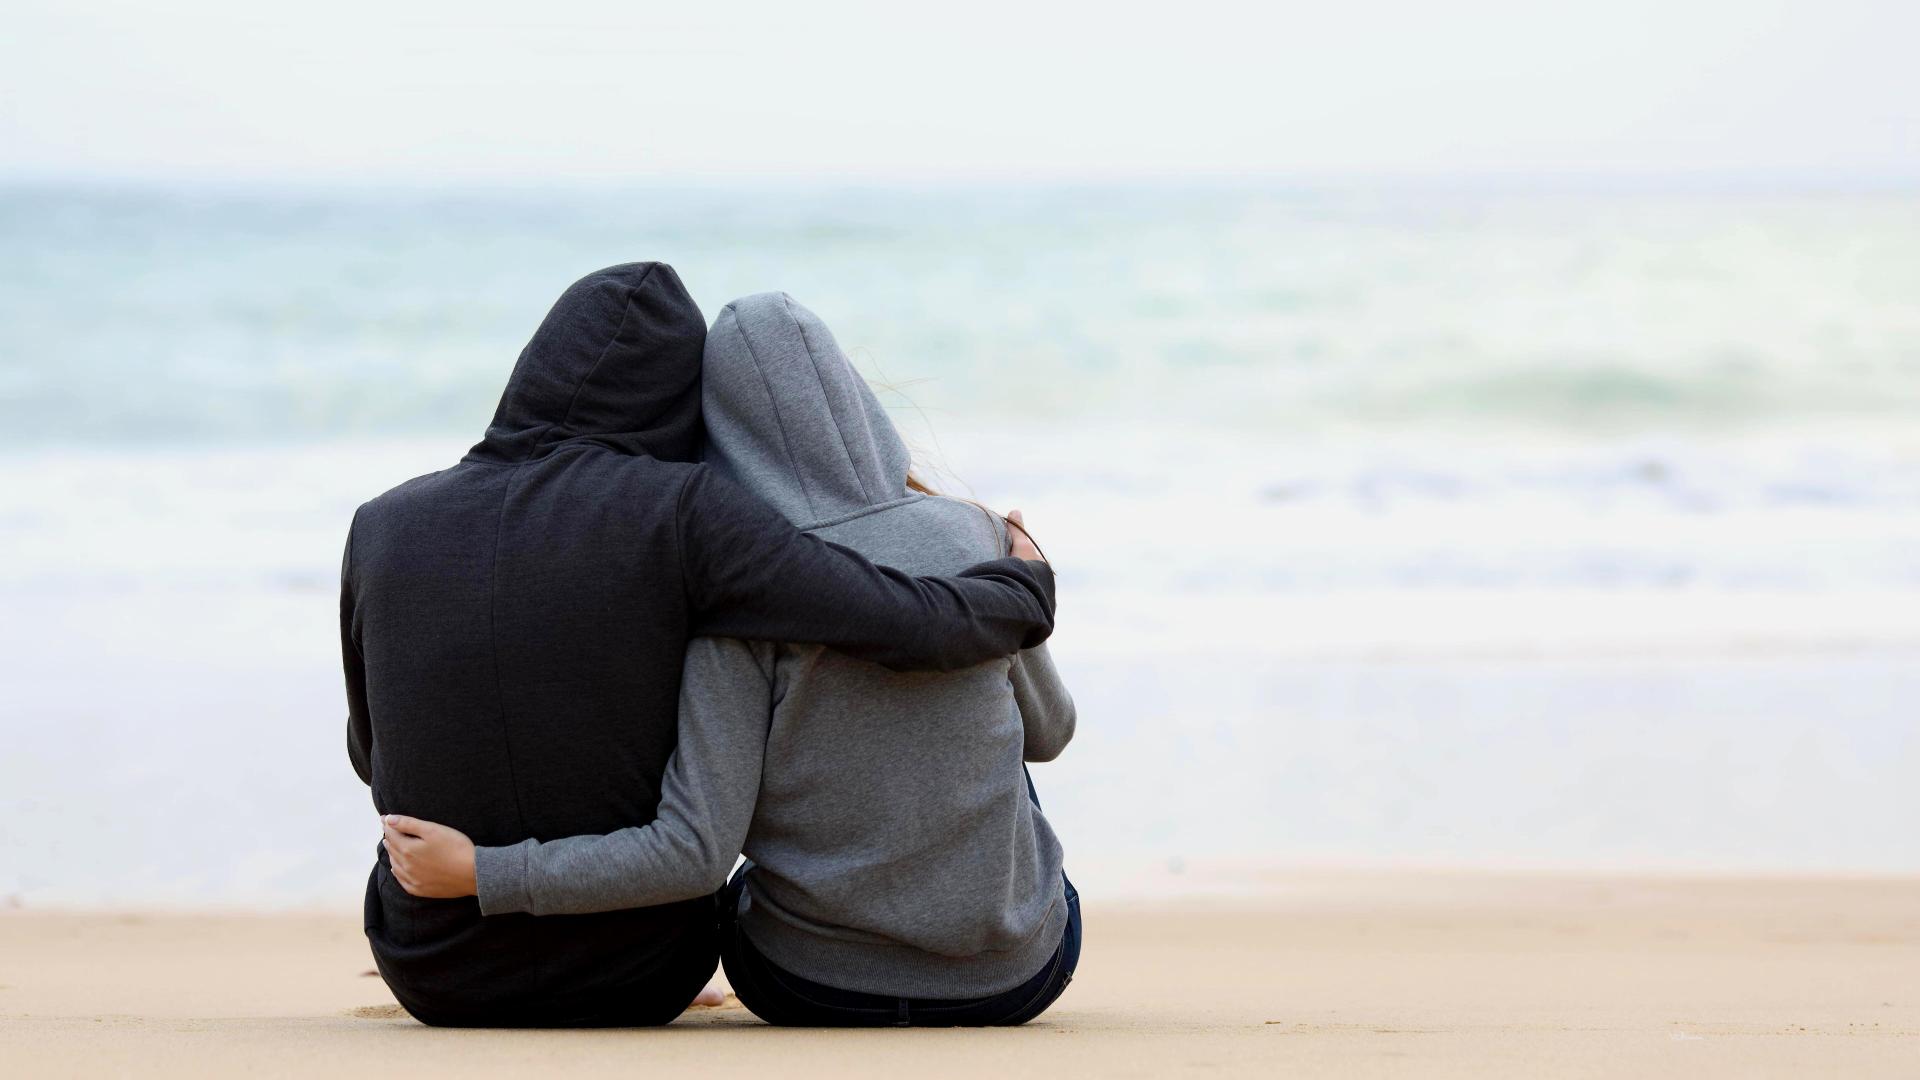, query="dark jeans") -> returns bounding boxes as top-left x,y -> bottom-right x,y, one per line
383,907 -> 718,1028
717,767 -> 1079,1027
718,871 -> 1080,1027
